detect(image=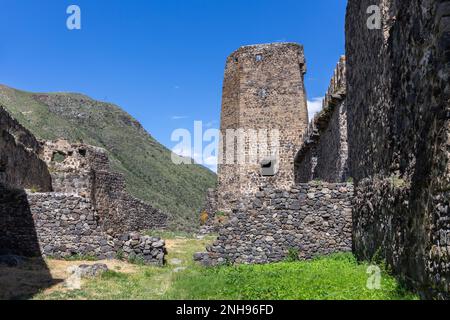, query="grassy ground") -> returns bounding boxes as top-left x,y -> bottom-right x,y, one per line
32,233 -> 418,300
